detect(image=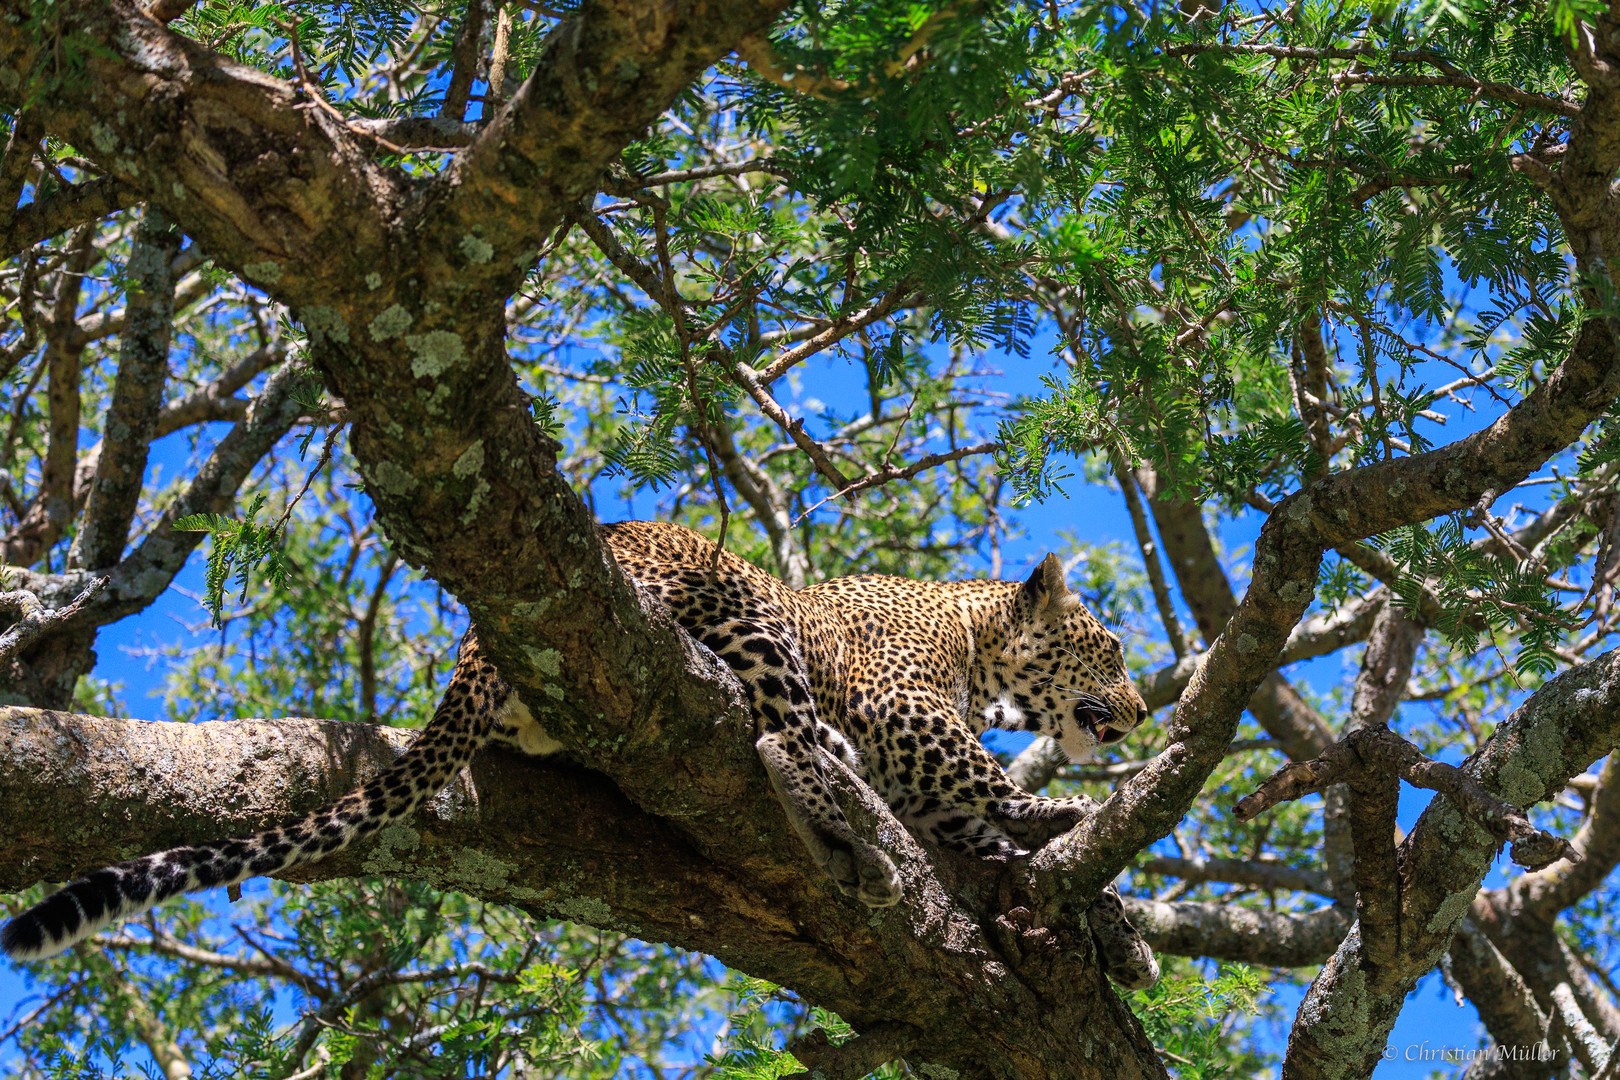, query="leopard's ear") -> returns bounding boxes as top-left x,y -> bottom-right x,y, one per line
1020,553 -> 1074,615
